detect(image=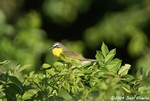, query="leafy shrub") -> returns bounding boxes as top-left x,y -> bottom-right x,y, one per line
0,43 -> 150,101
